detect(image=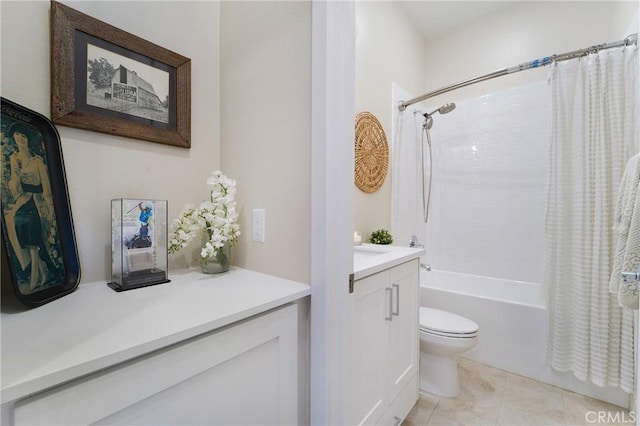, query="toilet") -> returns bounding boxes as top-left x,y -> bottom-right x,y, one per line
419,307 -> 479,398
